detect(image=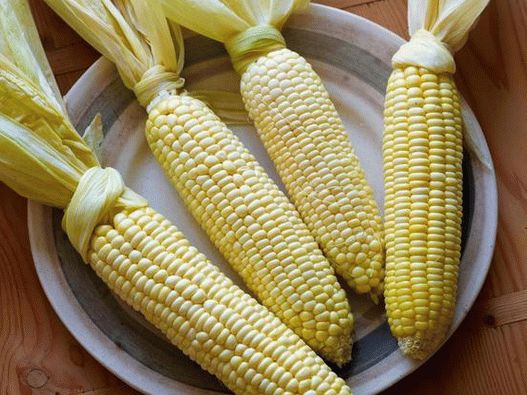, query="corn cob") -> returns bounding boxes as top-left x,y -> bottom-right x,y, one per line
159,0 -> 385,300
89,205 -> 353,394
146,93 -> 353,363
383,66 -> 463,358
240,48 -> 384,297
0,3 -> 353,392
383,0 -> 489,359
44,0 -> 354,364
